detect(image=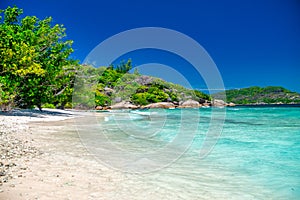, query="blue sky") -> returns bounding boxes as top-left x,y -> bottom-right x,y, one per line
1,0 -> 300,92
